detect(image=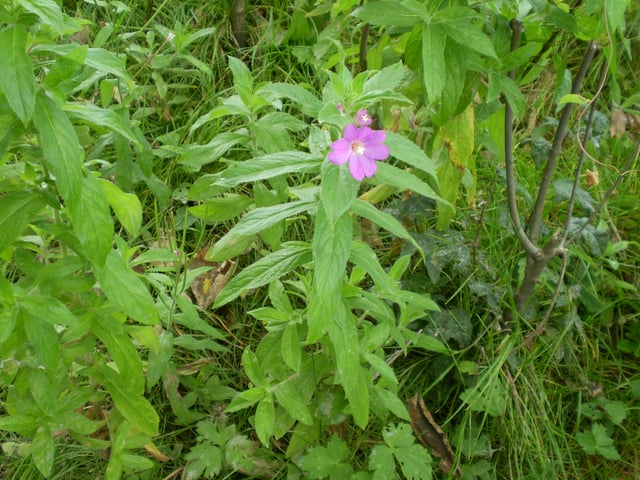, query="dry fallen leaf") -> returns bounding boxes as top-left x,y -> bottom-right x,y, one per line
189,248 -> 235,310
585,169 -> 599,187
407,394 -> 461,478
610,109 -> 627,138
